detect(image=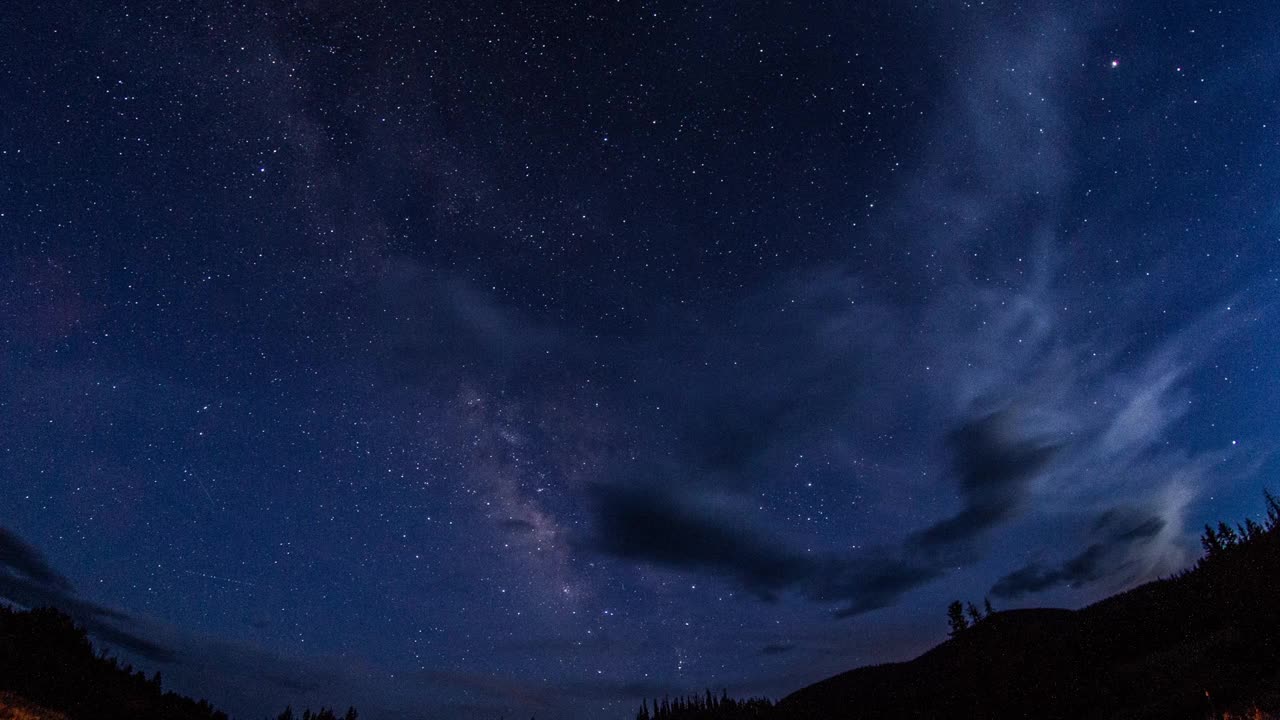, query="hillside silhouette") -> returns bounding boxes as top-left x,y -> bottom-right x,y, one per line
0,605 -> 354,720
643,491 -> 1280,720
0,605 -> 228,720
4,494 -> 1280,720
